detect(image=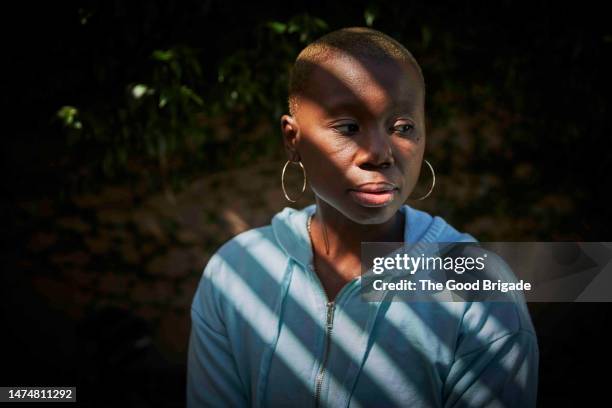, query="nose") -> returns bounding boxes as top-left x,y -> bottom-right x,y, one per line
356,127 -> 394,170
